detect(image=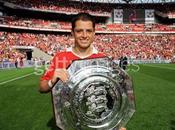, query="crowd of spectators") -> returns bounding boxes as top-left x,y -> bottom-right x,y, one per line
159,6 -> 175,19
1,0 -> 174,64
0,16 -> 66,29
106,24 -> 175,32
167,11 -> 175,18
0,16 -> 107,31
4,0 -> 175,19
0,31 -> 174,62
3,0 -> 112,16
94,34 -> 175,60
1,16 -> 175,32
0,32 -> 26,63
